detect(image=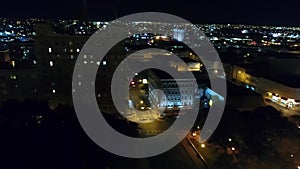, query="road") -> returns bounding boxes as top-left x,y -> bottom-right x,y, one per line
126,84 -> 161,123
109,117 -> 208,169
110,141 -> 204,169
138,117 -> 175,136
